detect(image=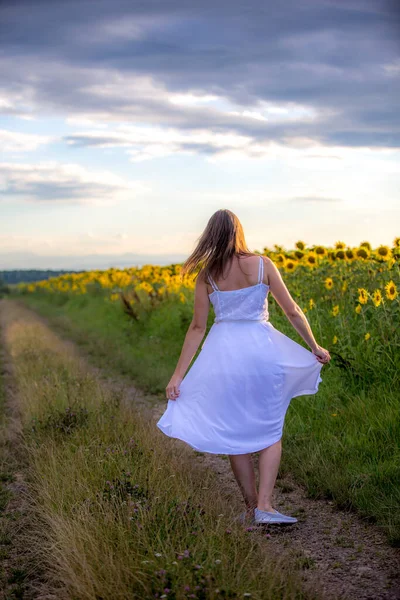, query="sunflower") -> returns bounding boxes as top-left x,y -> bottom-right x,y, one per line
360,241 -> 372,251
331,305 -> 340,317
372,289 -> 383,307
334,241 -> 346,249
294,249 -> 305,259
385,280 -> 398,300
275,253 -> 286,265
327,250 -> 336,261
358,288 -> 369,304
309,298 -> 315,310
365,332 -> 371,341
295,240 -> 306,251
325,277 -> 334,290
393,236 -> 400,248
306,252 -> 318,267
335,249 -> 346,260
284,260 -> 296,271
375,245 -> 392,261
342,281 -> 348,292
315,245 -> 326,256
345,248 -> 355,261
355,304 -> 362,314
356,247 -> 370,260
332,335 -> 338,344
